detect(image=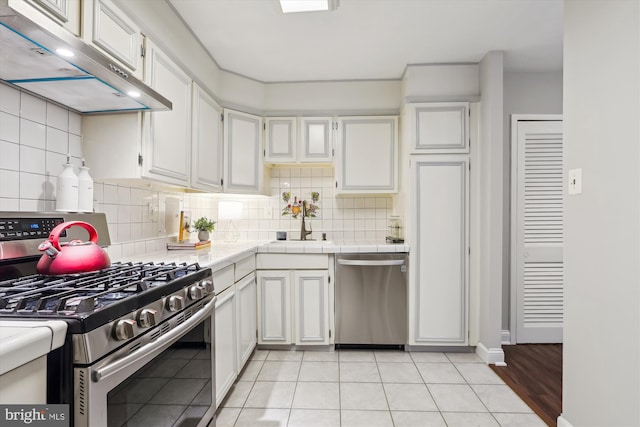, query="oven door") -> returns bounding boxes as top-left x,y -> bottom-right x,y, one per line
74,297 -> 216,427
